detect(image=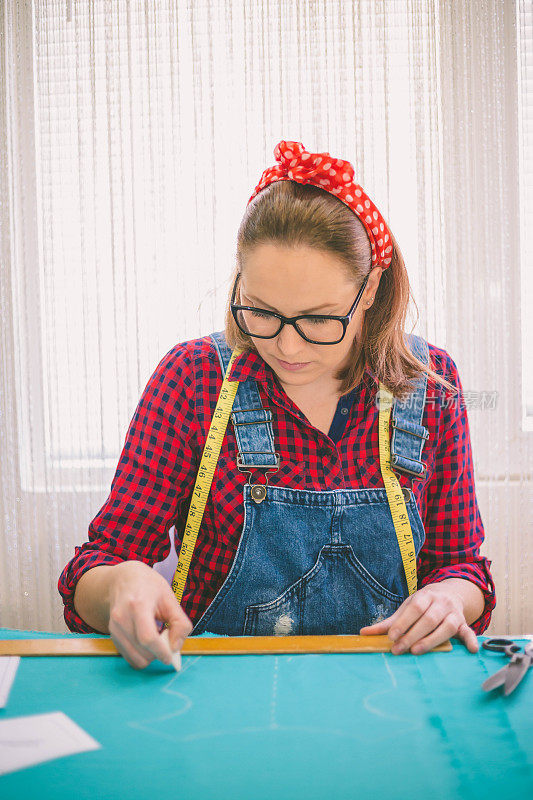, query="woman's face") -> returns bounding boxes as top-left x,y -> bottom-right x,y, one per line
238,244 -> 381,397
